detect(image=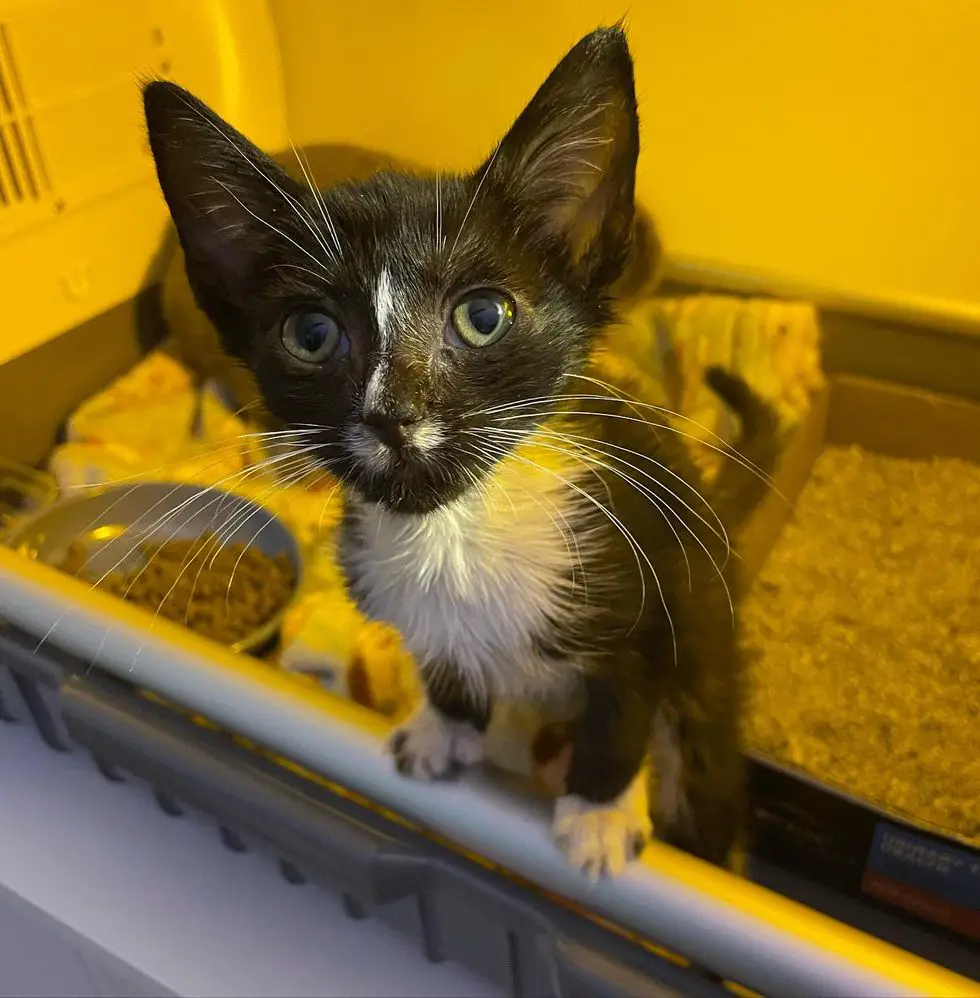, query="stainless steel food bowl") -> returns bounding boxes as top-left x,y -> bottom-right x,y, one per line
4,481 -> 304,656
